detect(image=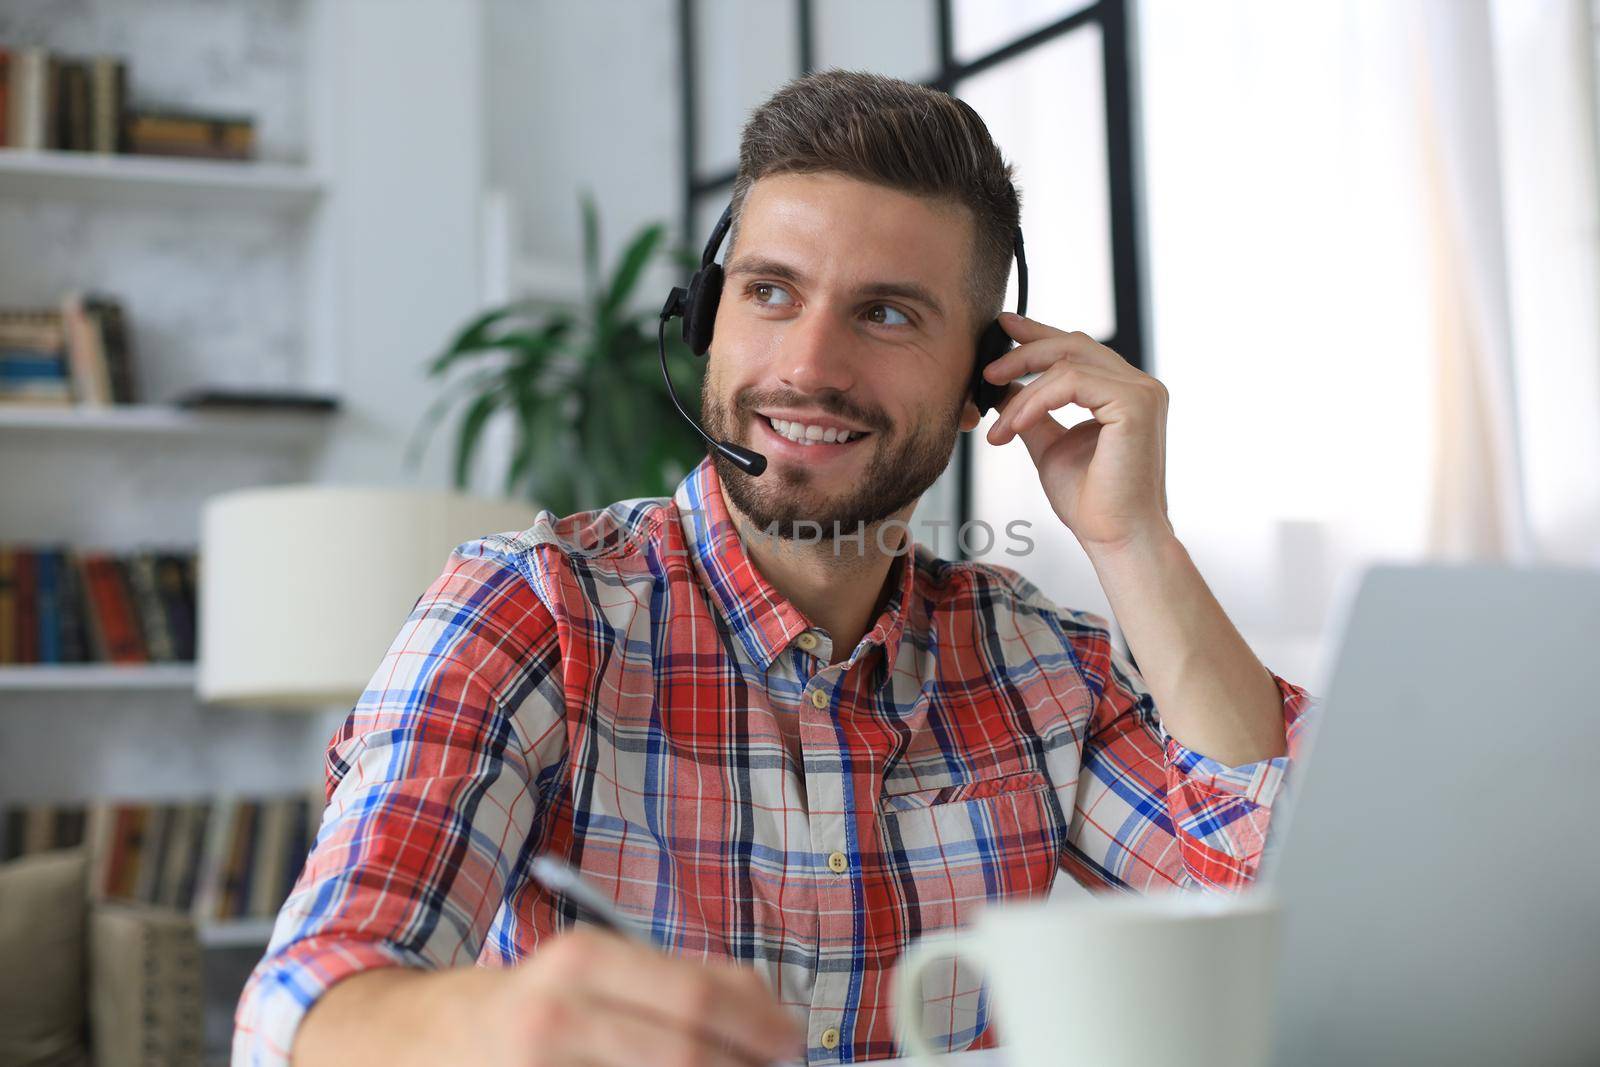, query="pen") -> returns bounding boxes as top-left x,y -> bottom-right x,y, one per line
529,855 -> 658,947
